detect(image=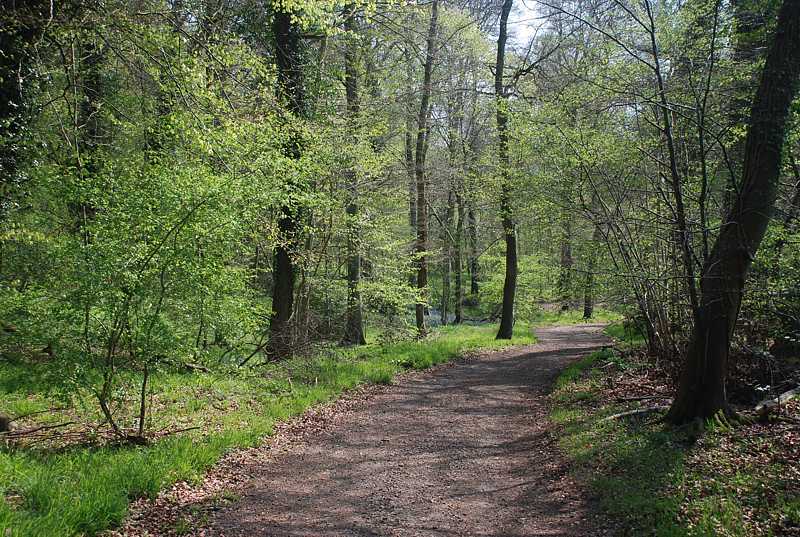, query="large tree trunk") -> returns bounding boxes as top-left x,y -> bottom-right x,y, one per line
666,0 -> 800,424
268,8 -> 305,357
69,34 -> 106,242
723,0 -> 776,207
0,1 -> 47,222
495,0 -> 517,340
404,49 -> 417,289
342,6 -> 366,346
413,0 -> 439,336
